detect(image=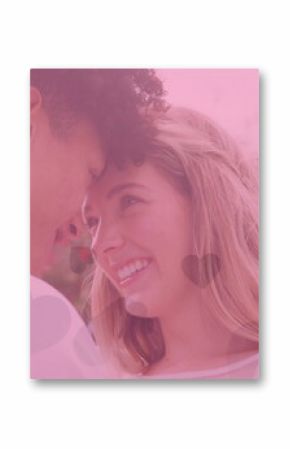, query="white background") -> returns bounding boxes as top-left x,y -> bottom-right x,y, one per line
0,1 -> 289,448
